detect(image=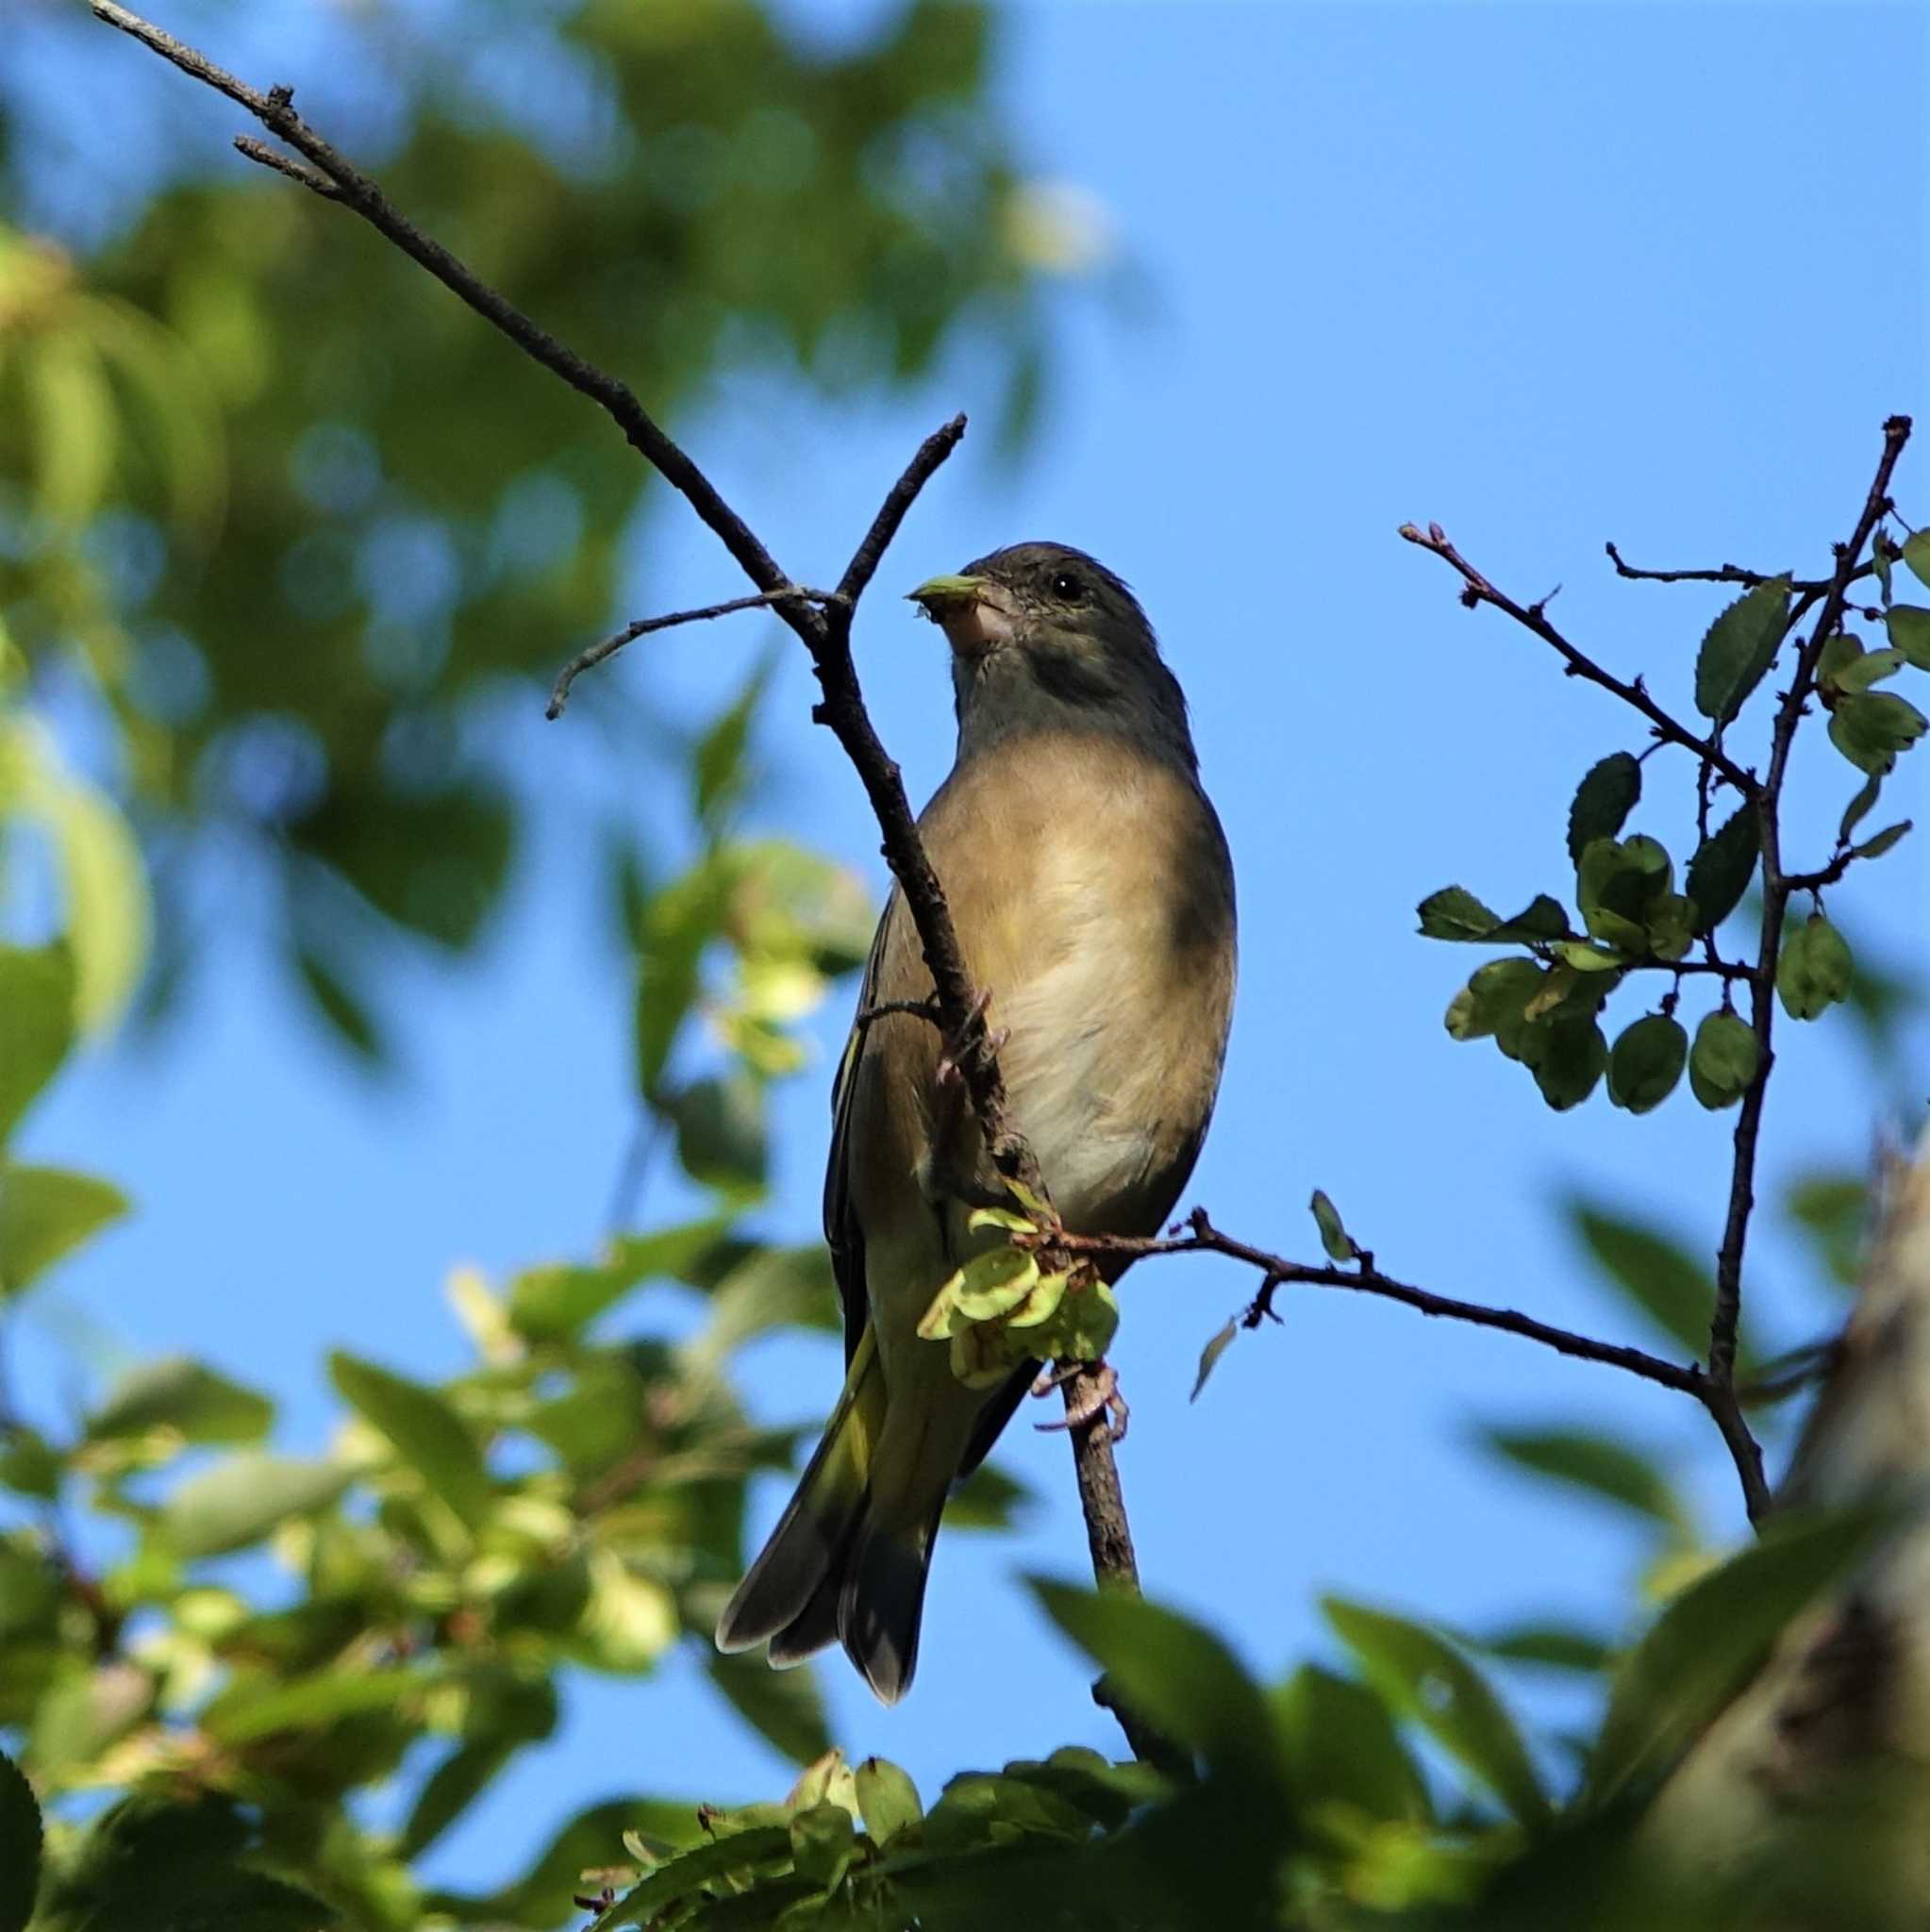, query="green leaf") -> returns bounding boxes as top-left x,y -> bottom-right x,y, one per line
1565,753 -> 1641,866
1825,644 -> 1905,694
1586,1506 -> 1888,1807
294,949 -> 385,1061
1530,1018 -> 1606,1112
1477,1425 -> 1684,1529
1323,1597 -> 1549,1826
1606,1013 -> 1687,1113
1270,1664 -> 1431,1824
0,1165 -> 128,1298
1688,1008 -> 1761,1110
1642,892 -> 1696,963
598,1826 -> 792,1928
1901,530 -> 1930,591
666,1073 -> 768,1195
158,1453 -> 351,1558
1776,913 -> 1853,1021
944,1461 -> 1033,1536
1838,774 -> 1883,845
705,1648 -> 833,1769
0,1748 -> 41,1932
508,1217 -> 730,1341
1478,1624 -> 1615,1674
1828,690 -> 1928,774
1190,1318 -> 1240,1402
855,1757 -> 923,1845
1309,1189 -> 1357,1263
693,649 -> 774,828
1872,530 -> 1896,599
1851,819 -> 1911,860
632,861 -> 733,1100
0,946 -> 76,1149
1569,1202 -> 1716,1362
1444,958 -> 1542,1042
1784,1169 -> 1869,1289
329,1351 -> 492,1533
1884,603 -> 1930,669
1416,888 -> 1566,945
86,1356 -> 274,1445
1693,575 -> 1791,722
1029,1579 -> 1288,1794
1417,886 -> 1501,941
1682,806 -> 1759,933
400,1739 -> 515,1860
201,1664 -> 424,1744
